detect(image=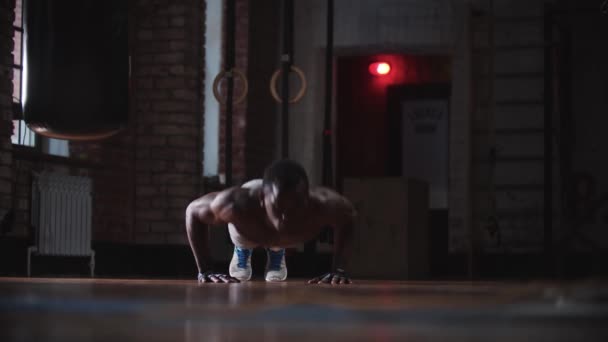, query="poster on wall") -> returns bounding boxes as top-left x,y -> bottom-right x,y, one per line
401,99 -> 449,209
